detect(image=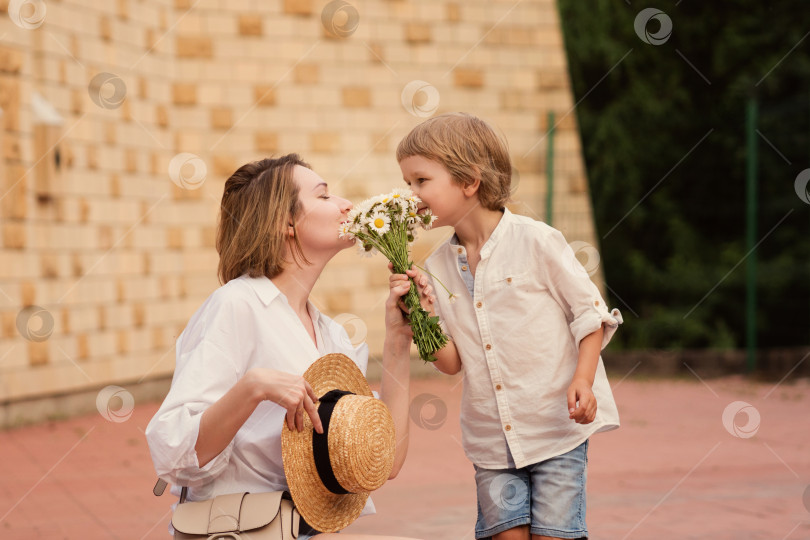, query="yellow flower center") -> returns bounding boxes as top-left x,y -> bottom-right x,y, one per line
393,193 -> 400,198
374,218 -> 385,228
382,198 -> 389,203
